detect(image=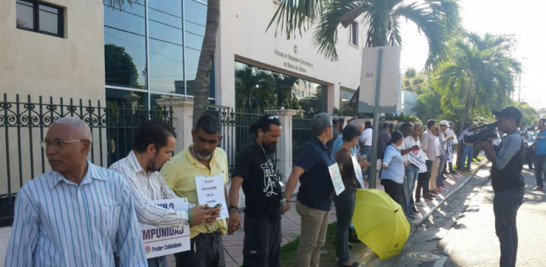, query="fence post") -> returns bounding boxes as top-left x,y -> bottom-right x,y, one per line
156,98 -> 194,154
266,109 -> 298,182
